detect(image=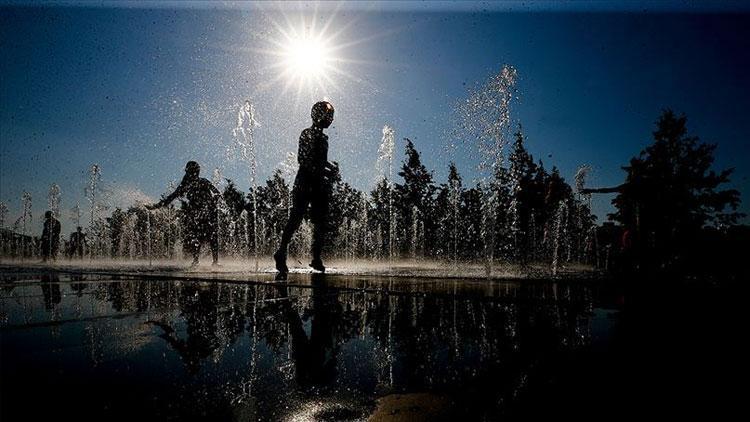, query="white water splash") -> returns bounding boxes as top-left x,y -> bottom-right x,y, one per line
574,164 -> 592,194
48,184 -> 61,219
458,65 -> 518,173
457,65 -> 518,276
232,100 -> 261,270
279,151 -> 298,182
377,125 -> 396,263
